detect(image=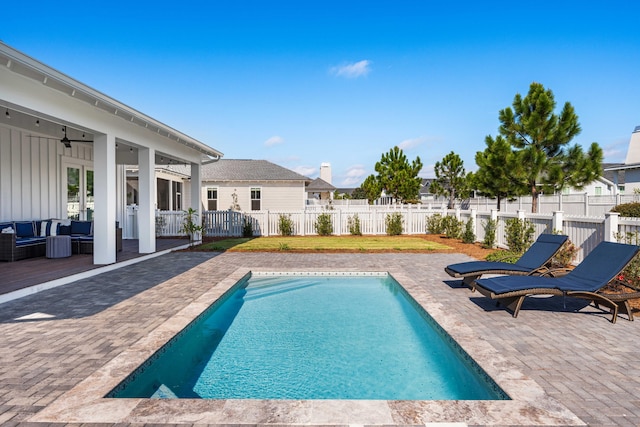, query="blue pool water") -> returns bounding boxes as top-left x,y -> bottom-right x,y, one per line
109,273 -> 508,400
